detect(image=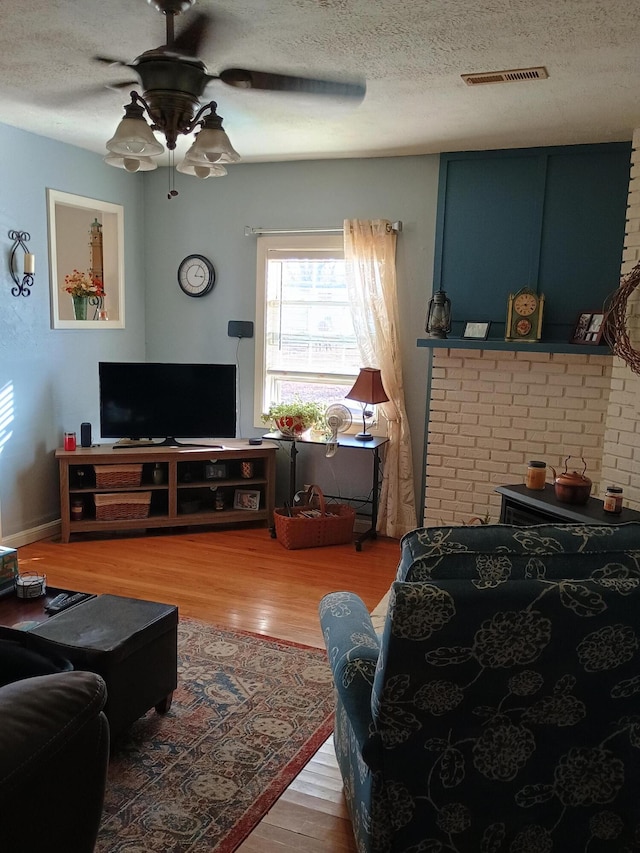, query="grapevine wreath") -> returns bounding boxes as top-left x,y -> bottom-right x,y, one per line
604,261 -> 640,376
